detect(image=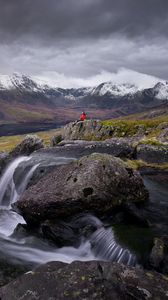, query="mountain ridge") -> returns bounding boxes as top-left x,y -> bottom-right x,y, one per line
0,73 -> 168,125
